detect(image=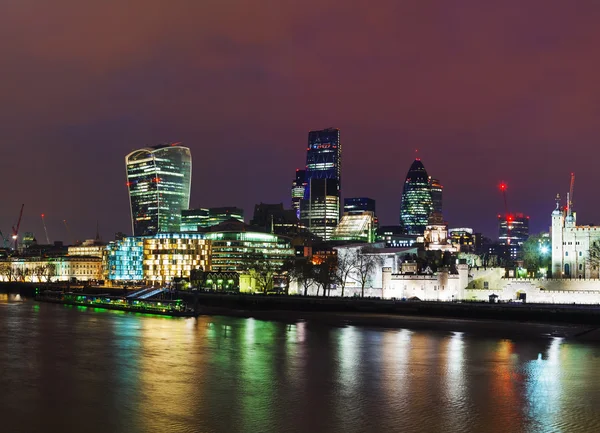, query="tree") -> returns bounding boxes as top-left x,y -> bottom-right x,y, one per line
522,234 -> 551,275
286,257 -> 315,296
33,265 -> 45,282
334,249 -> 358,297
43,263 -> 56,283
352,247 -> 381,297
190,268 -> 206,289
243,253 -> 279,293
314,257 -> 336,297
0,263 -> 15,282
587,241 -> 600,270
